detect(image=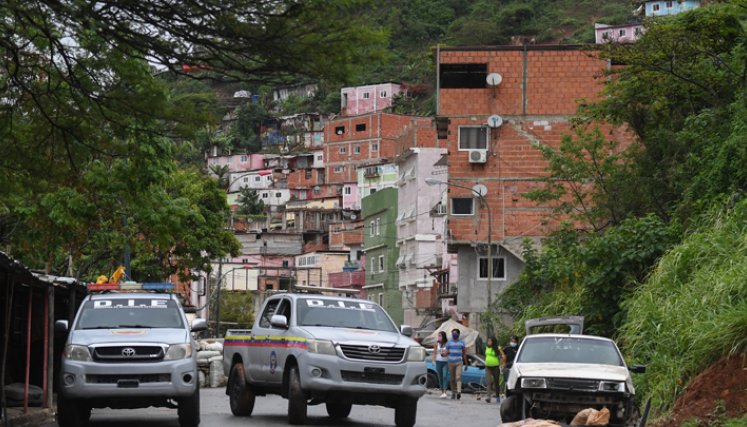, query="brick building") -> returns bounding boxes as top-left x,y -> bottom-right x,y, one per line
436,45 -> 613,324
